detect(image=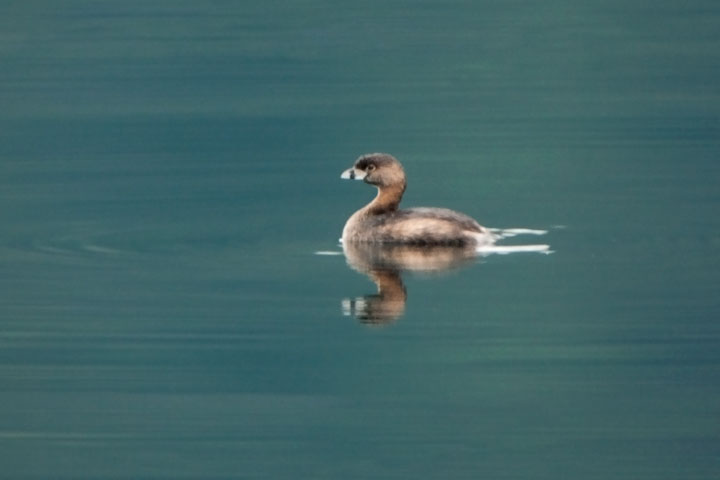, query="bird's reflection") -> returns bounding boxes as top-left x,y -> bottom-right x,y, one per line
341,242 -> 478,325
